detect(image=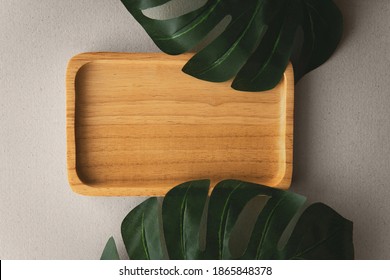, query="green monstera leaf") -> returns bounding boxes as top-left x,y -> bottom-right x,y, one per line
120,0 -> 343,91
101,180 -> 354,260
100,236 -> 120,260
